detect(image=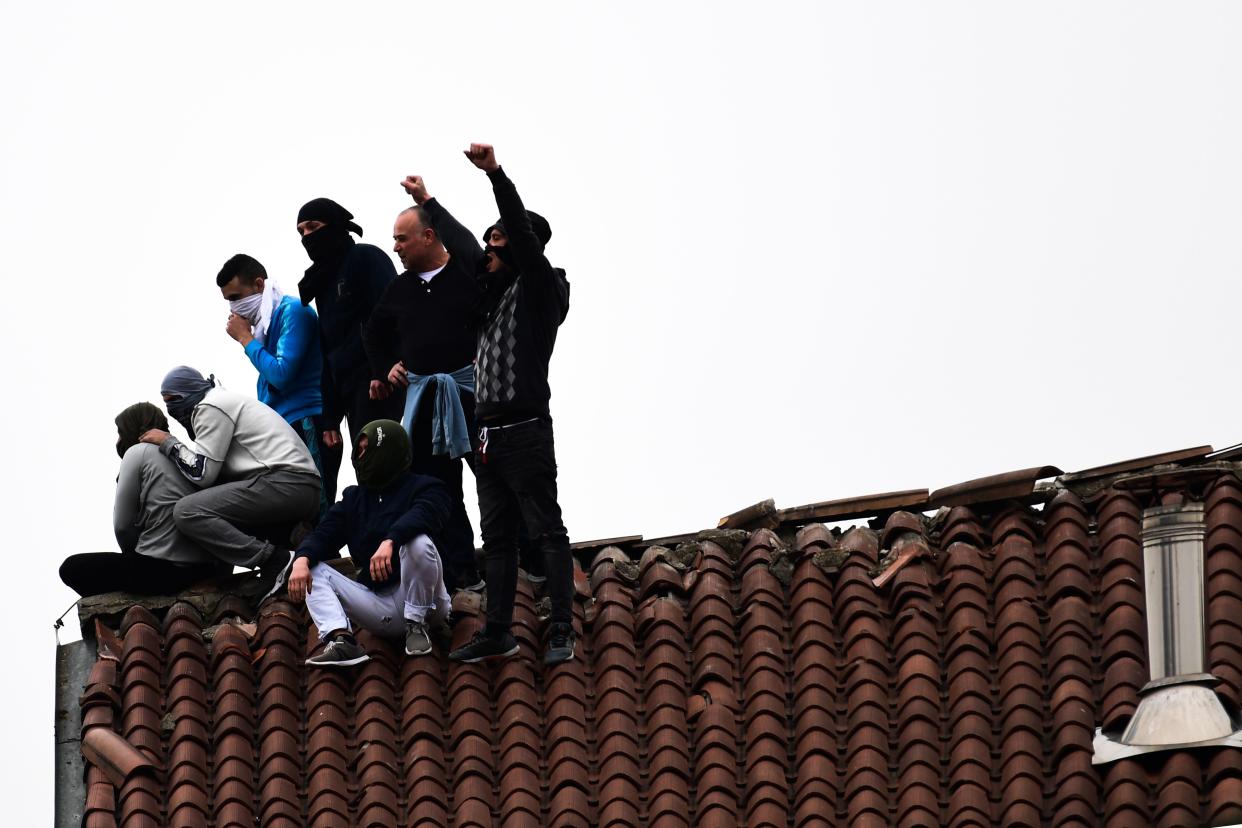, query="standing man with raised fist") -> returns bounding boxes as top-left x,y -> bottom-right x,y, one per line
441,144 -> 577,667
296,197 -> 403,506
361,183 -> 485,594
